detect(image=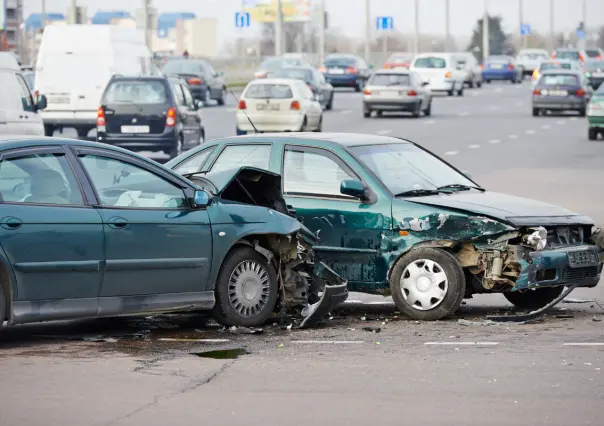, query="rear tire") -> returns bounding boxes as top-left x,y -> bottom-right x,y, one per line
424,101 -> 432,116
503,287 -> 565,310
412,104 -> 421,118
532,107 -> 540,117
0,282 -> 6,326
363,108 -> 371,118
76,127 -> 90,138
511,79 -> 517,84
476,81 -> 482,88
355,80 -> 363,92
313,115 -> 323,132
44,124 -> 55,137
217,88 -> 226,106
468,81 -> 474,88
588,128 -> 598,140
169,135 -> 183,159
326,94 -> 333,111
457,87 -> 464,96
578,108 -> 586,117
486,80 -> 491,84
